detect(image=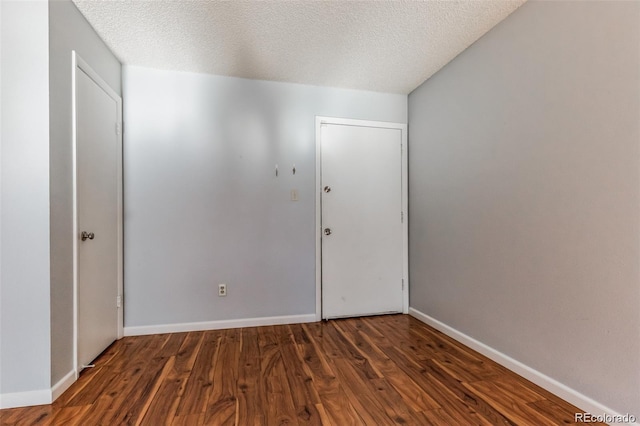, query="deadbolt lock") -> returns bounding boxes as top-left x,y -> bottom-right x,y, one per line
324,228 -> 332,236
